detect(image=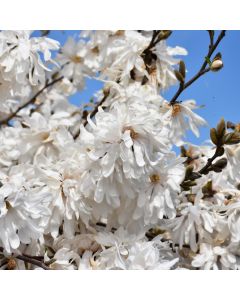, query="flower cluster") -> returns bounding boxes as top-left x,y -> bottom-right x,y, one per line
0,30 -> 239,270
